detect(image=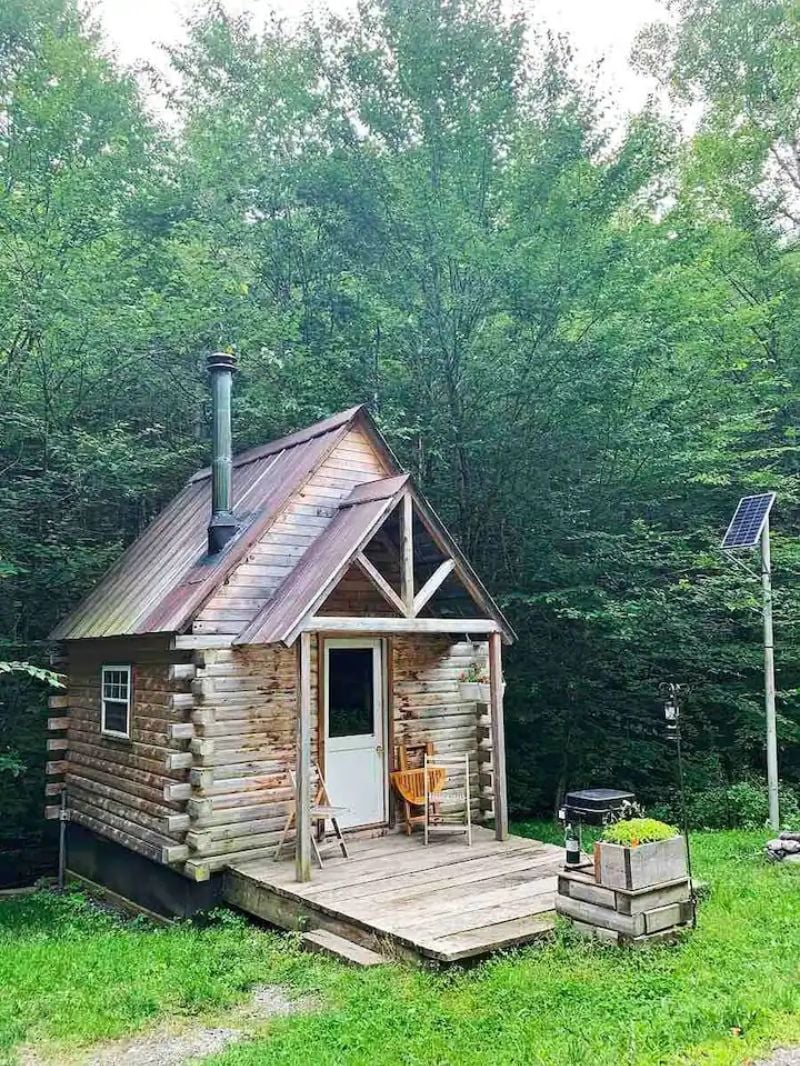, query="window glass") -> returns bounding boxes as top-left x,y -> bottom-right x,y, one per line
101,665 -> 131,737
328,648 -> 374,738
